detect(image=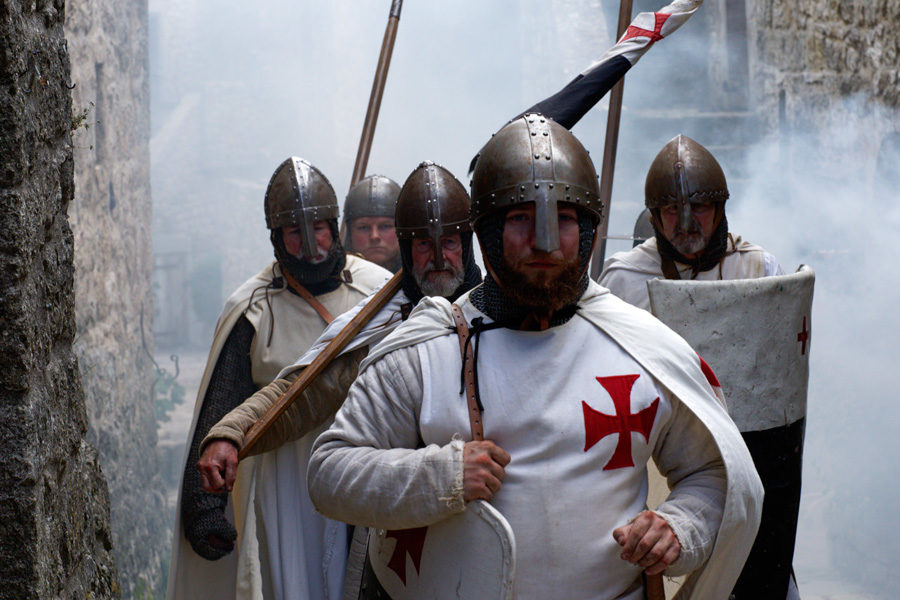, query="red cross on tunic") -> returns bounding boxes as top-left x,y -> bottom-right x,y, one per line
385,526 -> 428,585
797,316 -> 810,355
582,374 -> 660,470
620,12 -> 672,46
